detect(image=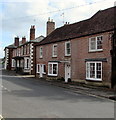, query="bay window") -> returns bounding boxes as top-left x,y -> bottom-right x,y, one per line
86,62 -> 102,81
48,62 -> 58,76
